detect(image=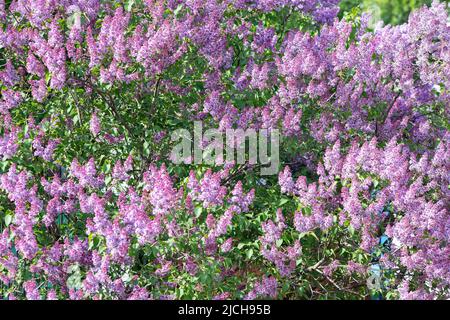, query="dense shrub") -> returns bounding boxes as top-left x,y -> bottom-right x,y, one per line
0,0 -> 448,300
